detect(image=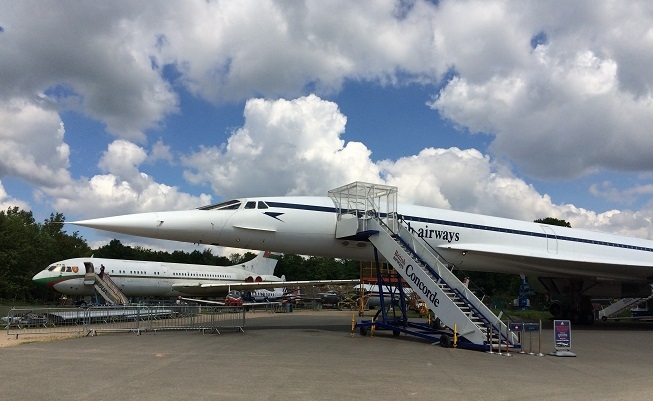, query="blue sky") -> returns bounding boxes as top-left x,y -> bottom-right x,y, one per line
1,1 -> 653,254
